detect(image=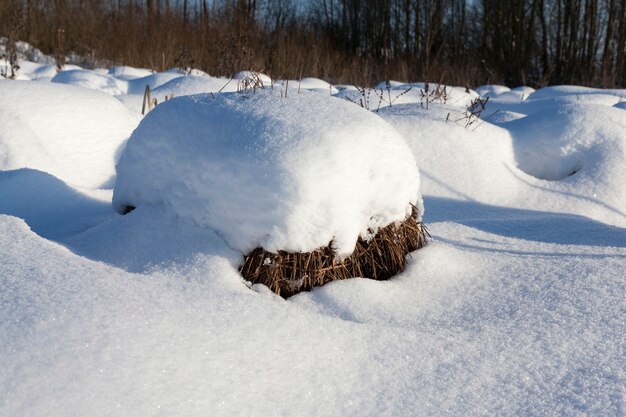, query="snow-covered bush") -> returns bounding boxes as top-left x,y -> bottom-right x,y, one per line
113,88 -> 426,294
114,88 -> 422,255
